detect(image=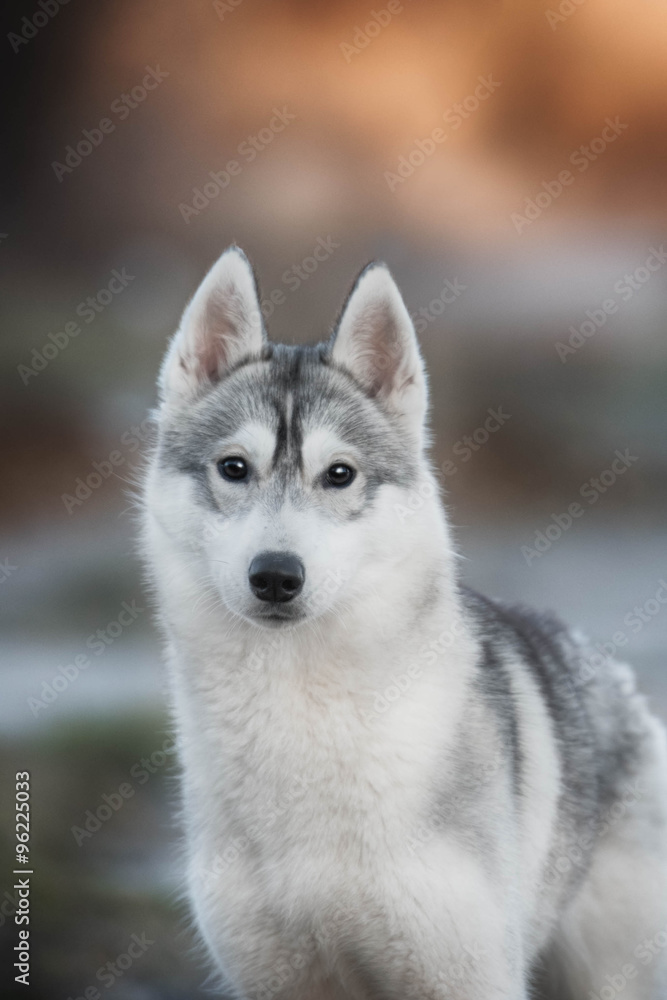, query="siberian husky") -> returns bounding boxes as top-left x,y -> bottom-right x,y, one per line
142,246 -> 667,999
